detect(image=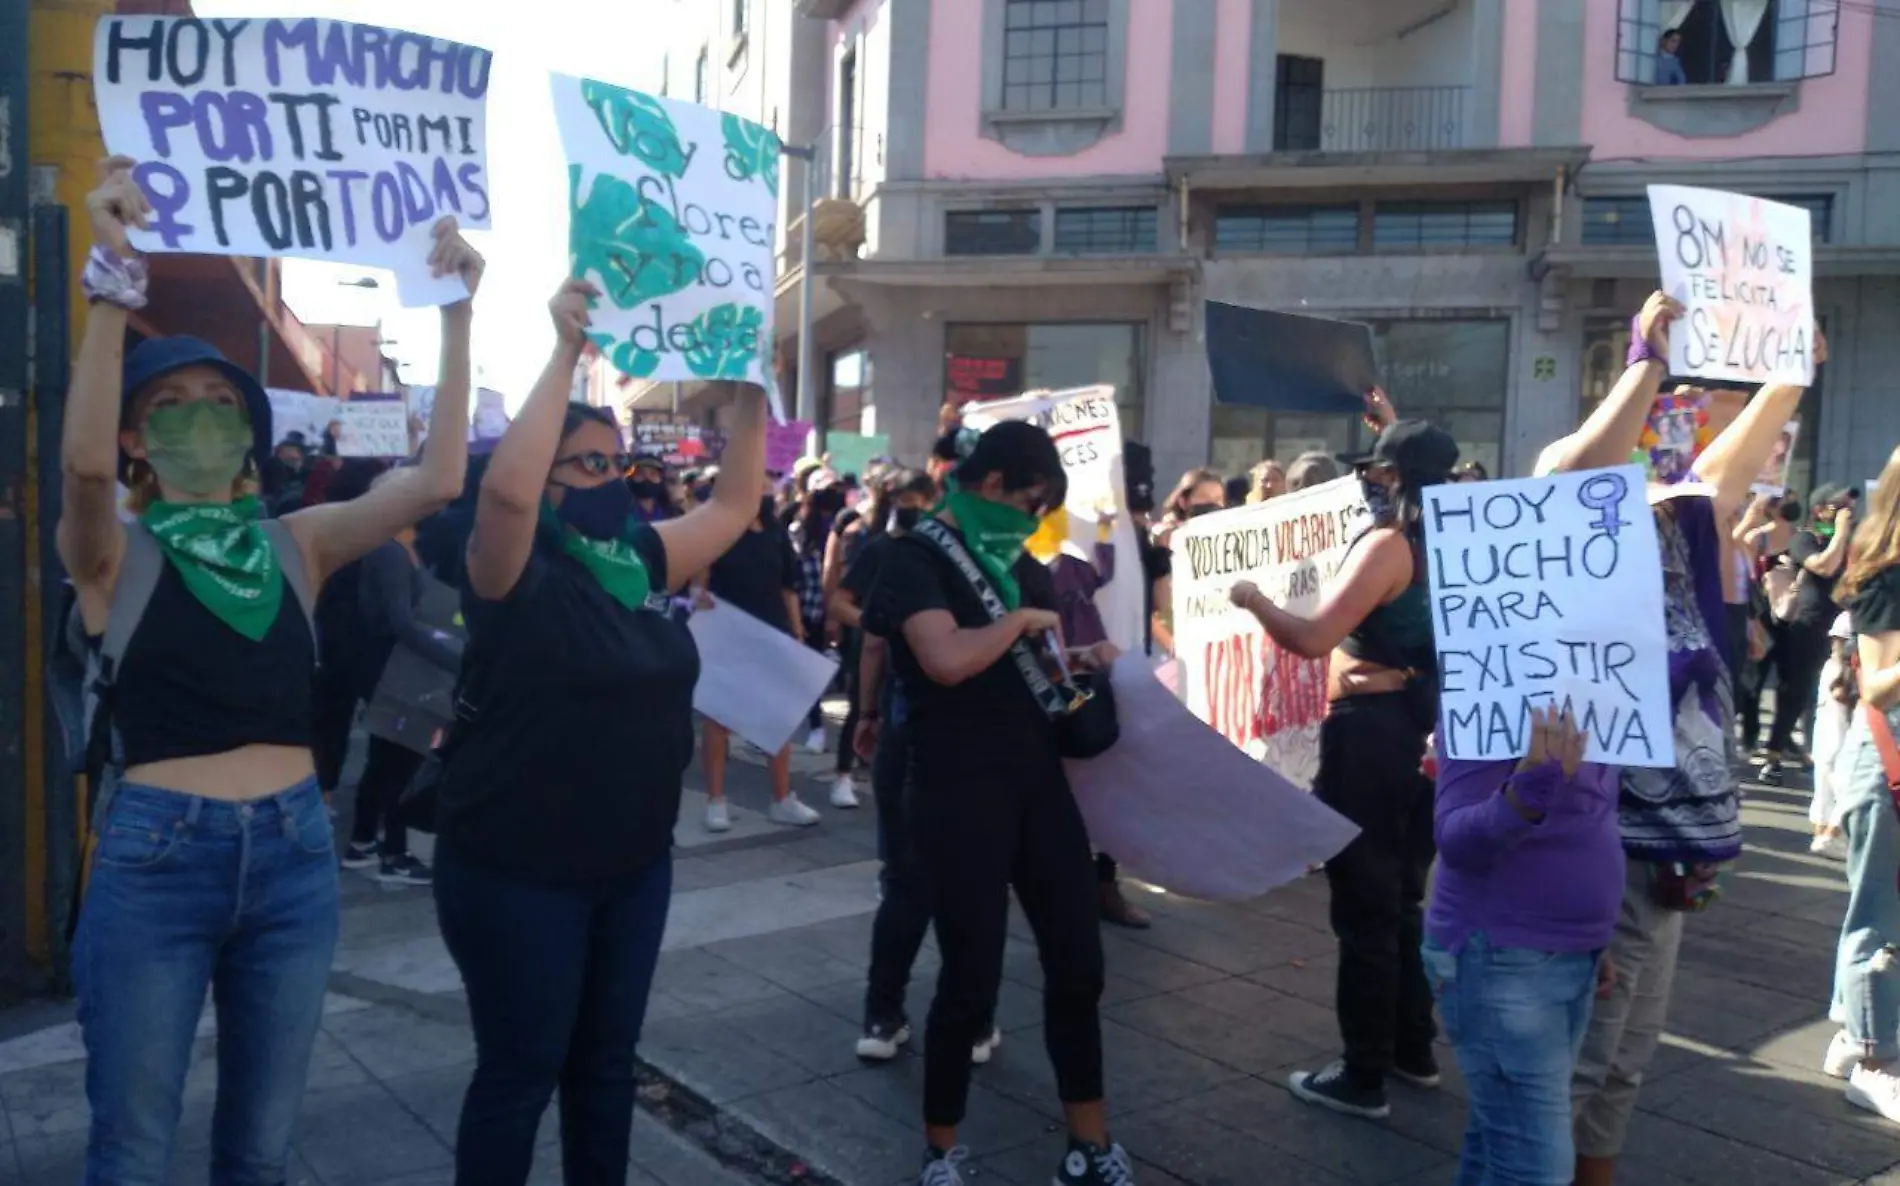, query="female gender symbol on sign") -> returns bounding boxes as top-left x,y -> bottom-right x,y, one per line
1577,471 -> 1630,579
